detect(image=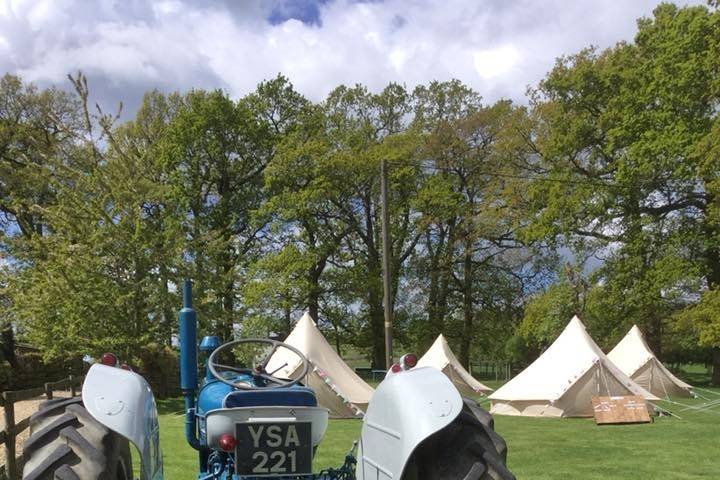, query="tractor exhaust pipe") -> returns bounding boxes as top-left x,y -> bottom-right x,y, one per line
179,280 -> 202,451
179,280 -> 198,391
